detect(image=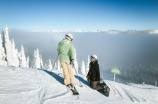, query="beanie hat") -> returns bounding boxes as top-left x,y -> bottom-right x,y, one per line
91,54 -> 97,60
65,34 -> 73,41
